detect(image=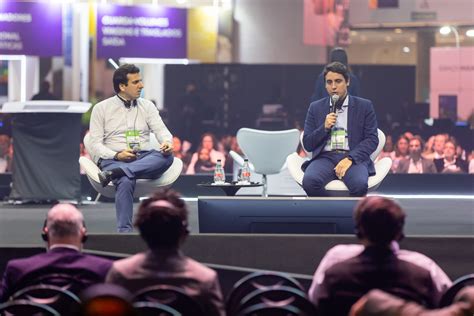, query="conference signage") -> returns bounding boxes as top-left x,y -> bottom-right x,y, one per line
97,4 -> 187,59
0,1 -> 62,56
